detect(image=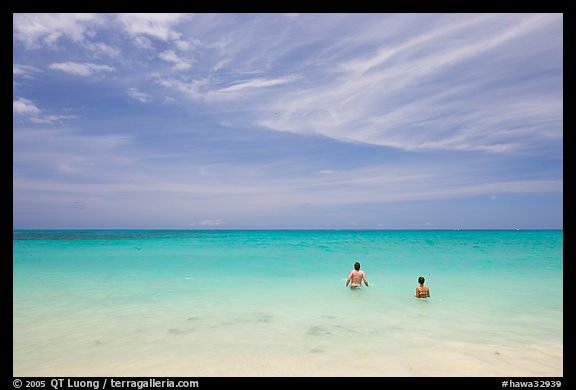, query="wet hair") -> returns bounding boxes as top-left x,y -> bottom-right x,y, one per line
418,276 -> 425,284
354,262 -> 360,271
